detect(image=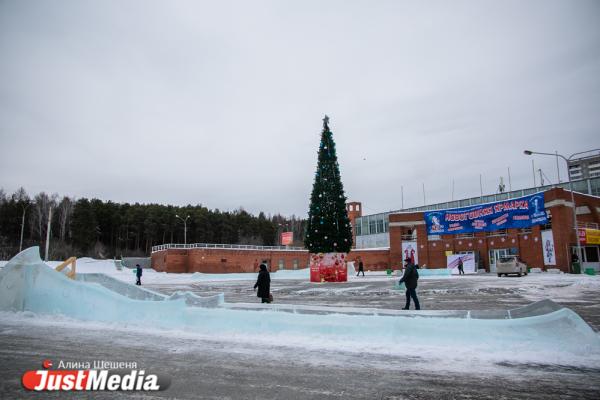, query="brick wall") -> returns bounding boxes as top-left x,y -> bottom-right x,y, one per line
152,248 -> 310,273
347,249 -> 392,271
152,247 -> 394,273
